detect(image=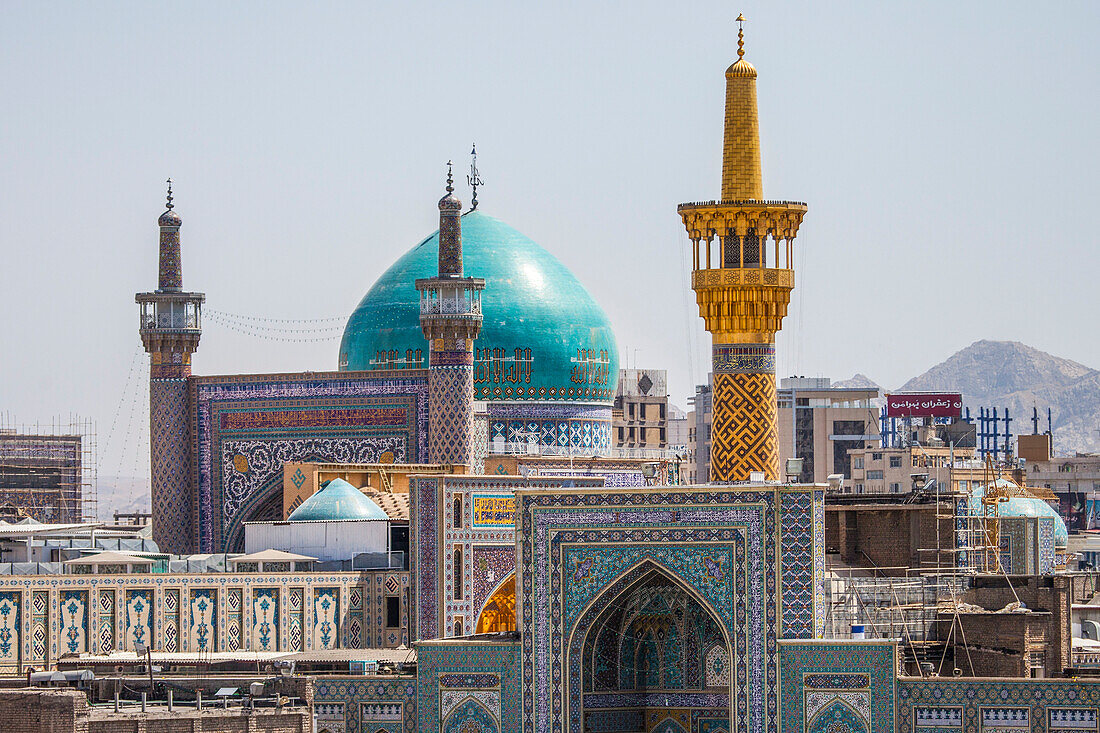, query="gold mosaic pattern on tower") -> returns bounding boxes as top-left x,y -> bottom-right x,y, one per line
711,371 -> 779,481
678,17 -> 806,482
